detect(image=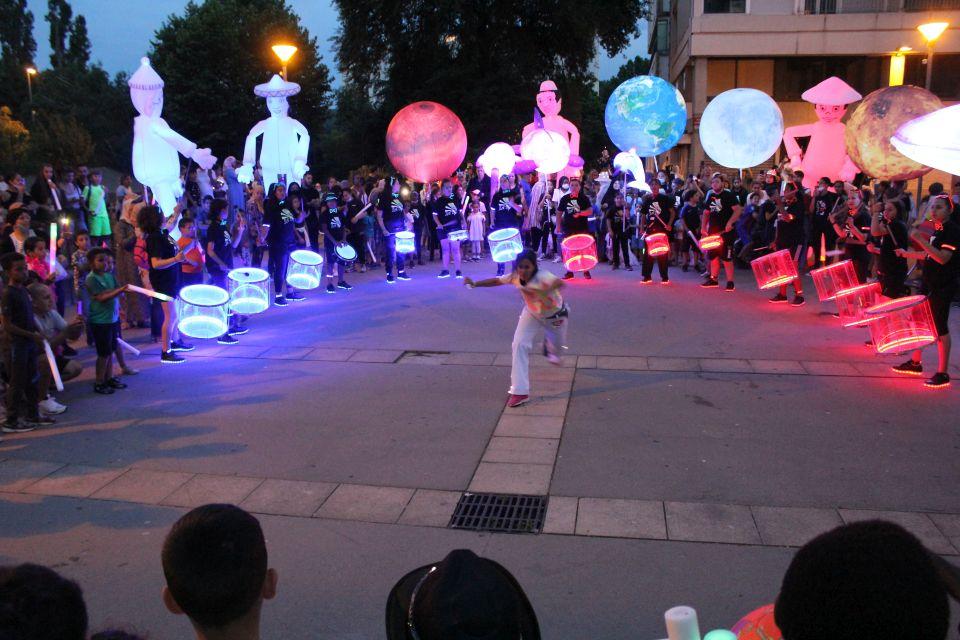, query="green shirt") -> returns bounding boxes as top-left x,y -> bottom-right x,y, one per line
84,271 -> 120,324
82,185 -> 111,236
